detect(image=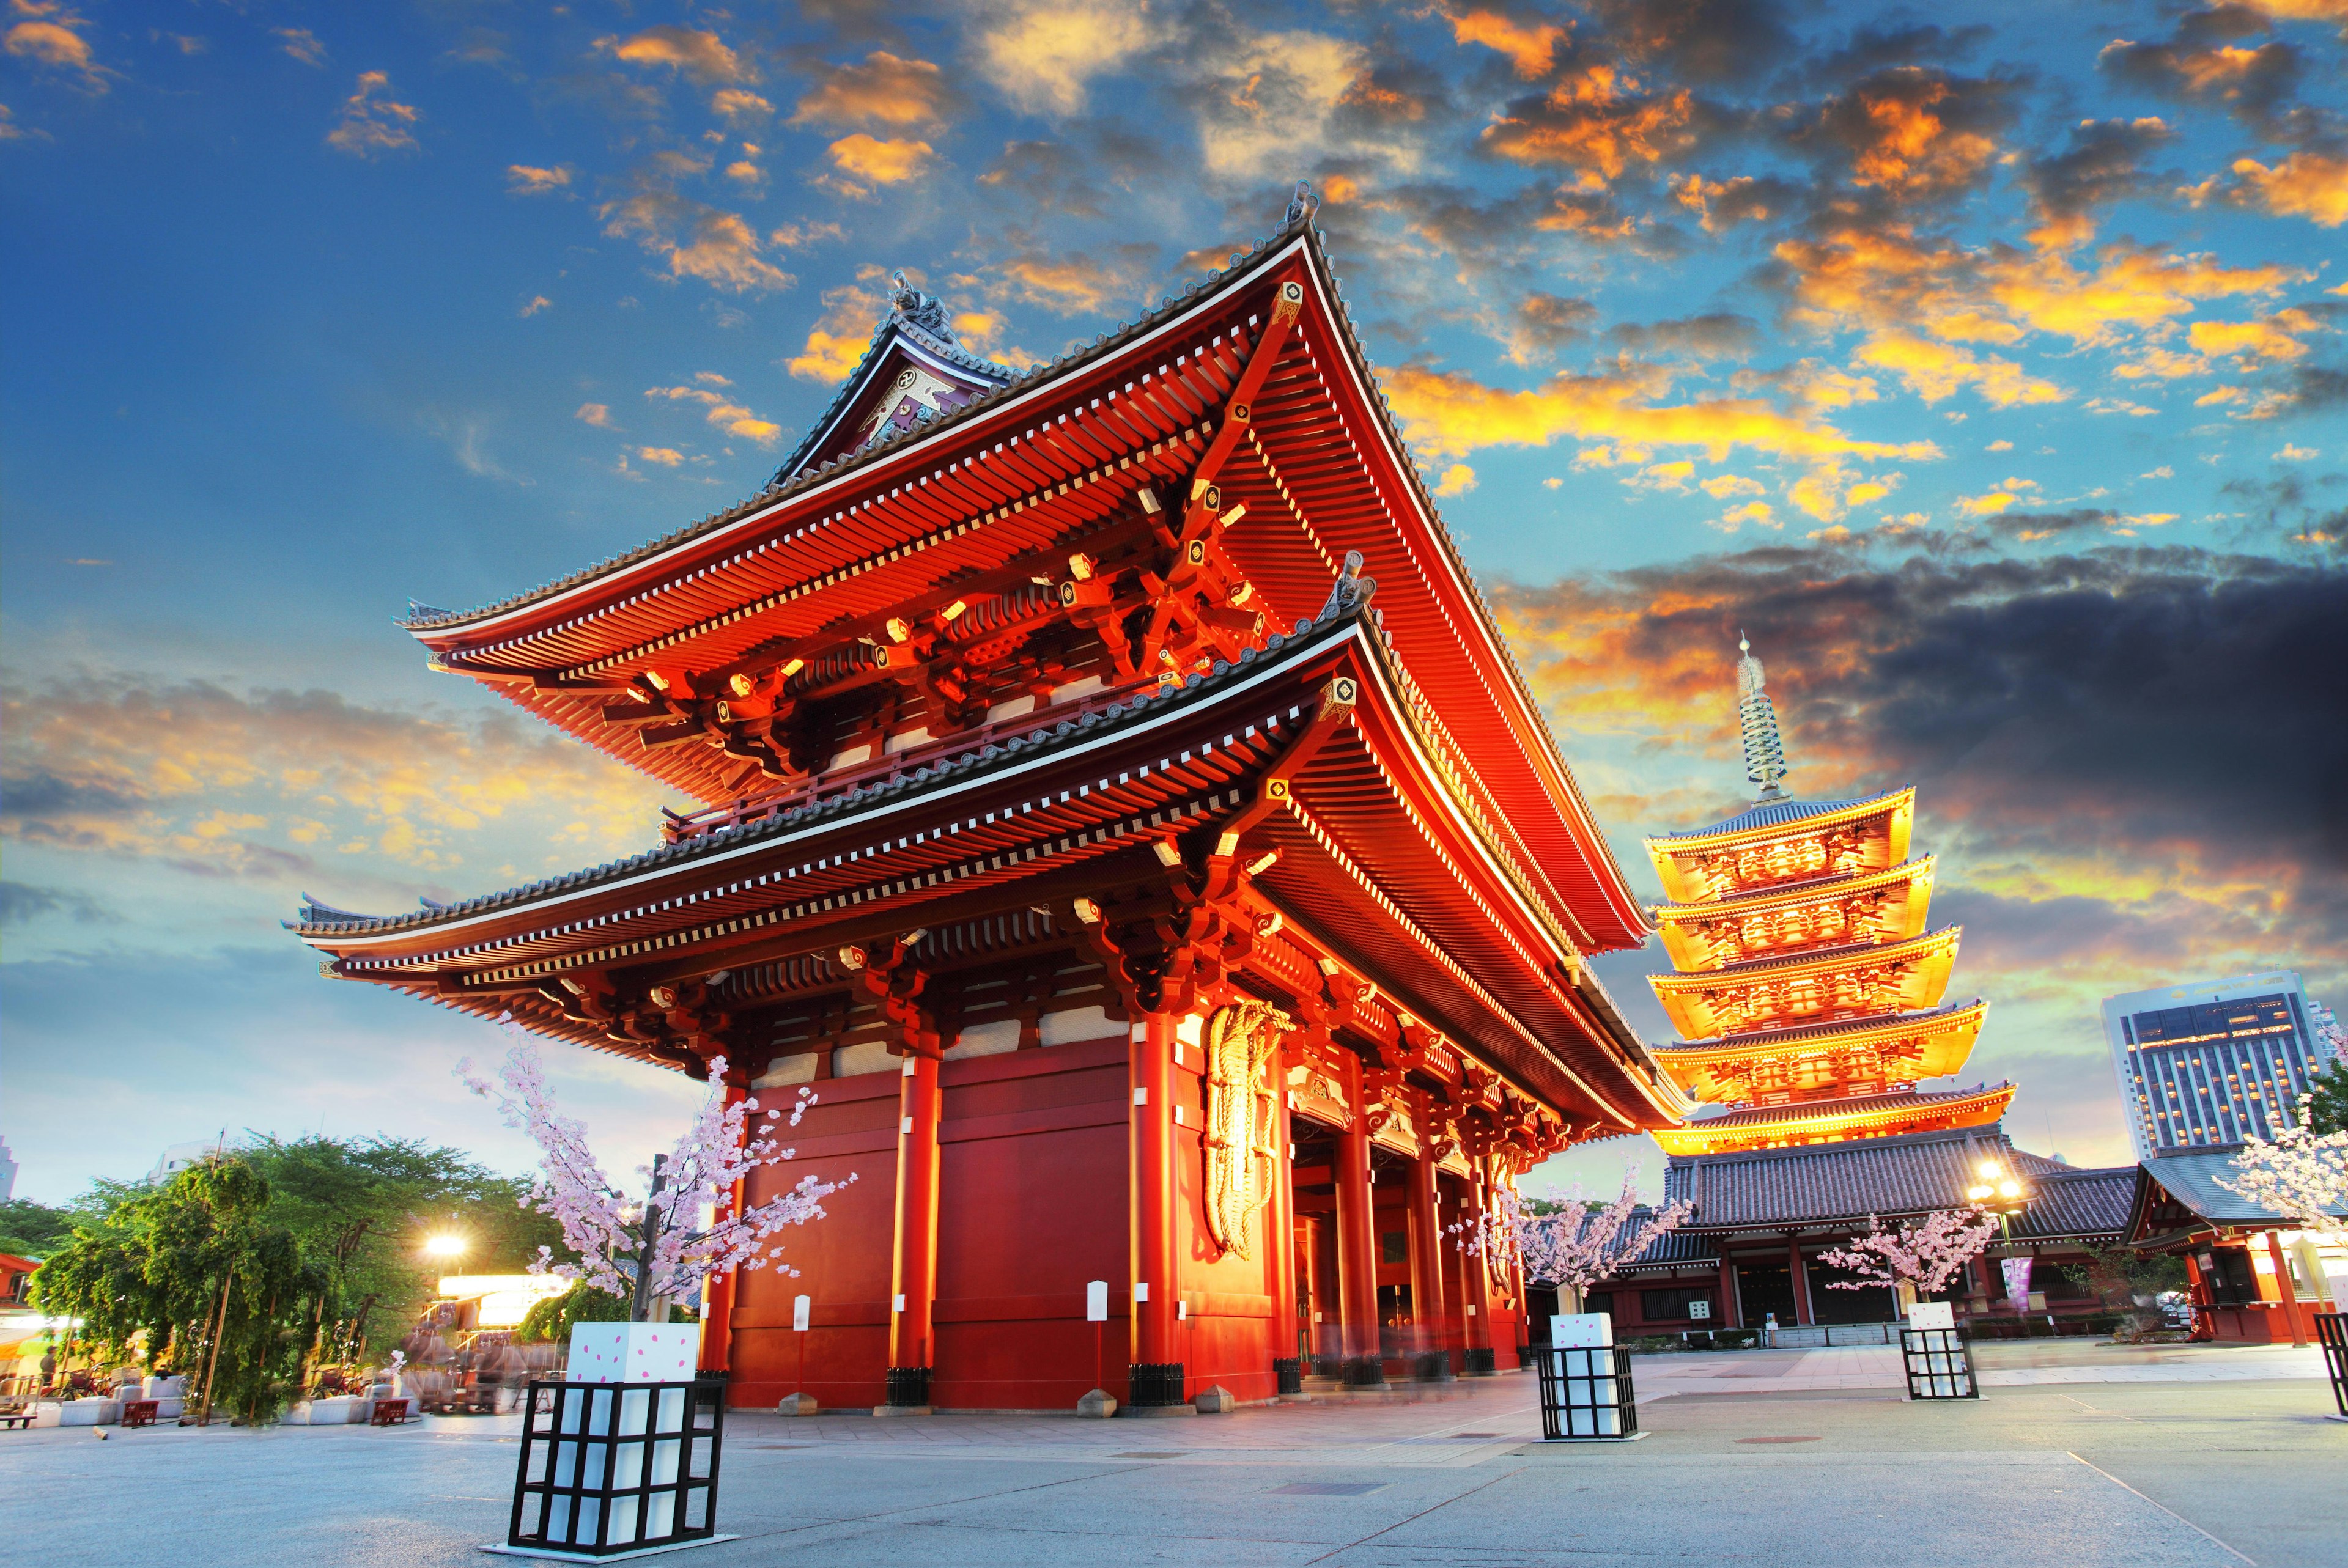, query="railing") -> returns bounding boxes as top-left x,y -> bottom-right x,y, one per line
661,680 -> 1154,844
